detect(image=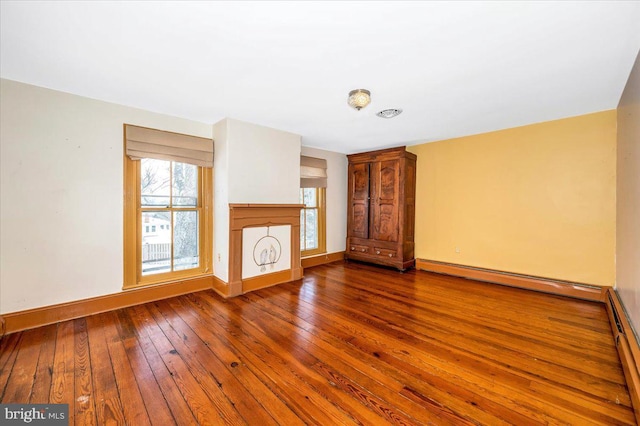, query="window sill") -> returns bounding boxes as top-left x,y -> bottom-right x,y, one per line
301,250 -> 327,259
123,271 -> 213,291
